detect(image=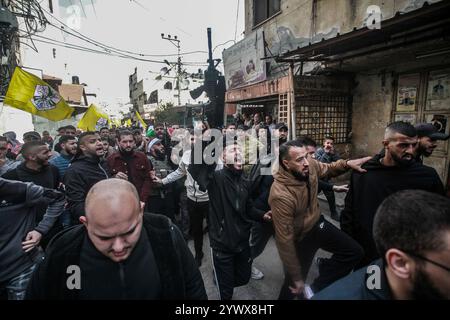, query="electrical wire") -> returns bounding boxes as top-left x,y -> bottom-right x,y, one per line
40,6 -> 206,58
213,40 -> 236,53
